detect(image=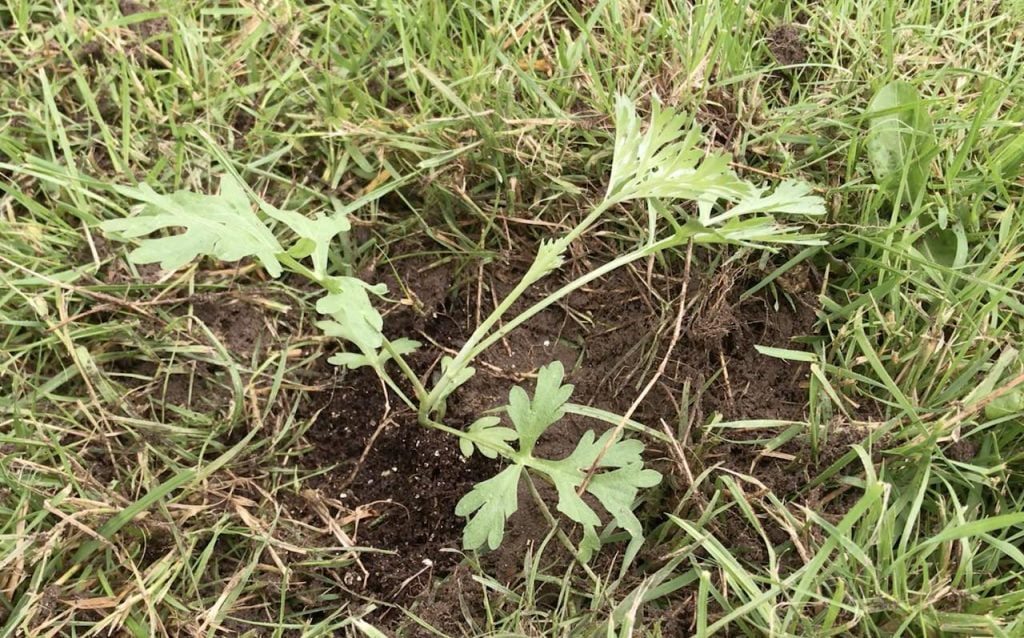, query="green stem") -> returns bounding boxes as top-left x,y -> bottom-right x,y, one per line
380,339 -> 427,401
420,198 -> 615,422
418,265 -> 545,421
278,253 -> 328,288
523,472 -> 601,580
419,415 -> 516,458
468,231 -> 687,360
379,368 -> 417,411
